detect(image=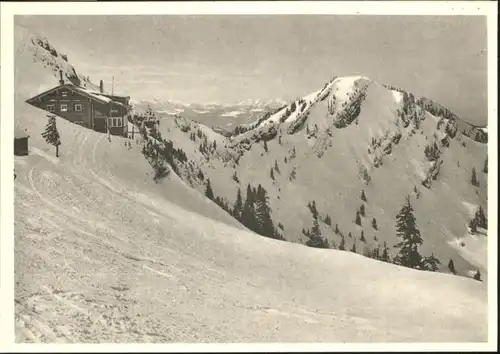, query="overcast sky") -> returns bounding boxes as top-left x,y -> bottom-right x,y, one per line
17,15 -> 487,125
